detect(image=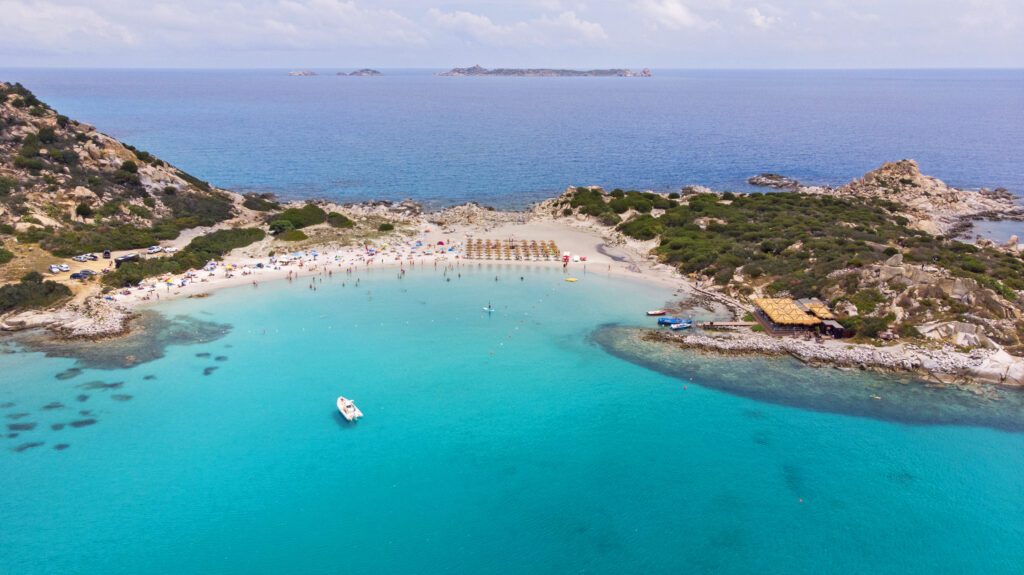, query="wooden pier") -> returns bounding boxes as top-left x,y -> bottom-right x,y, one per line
696,321 -> 758,329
